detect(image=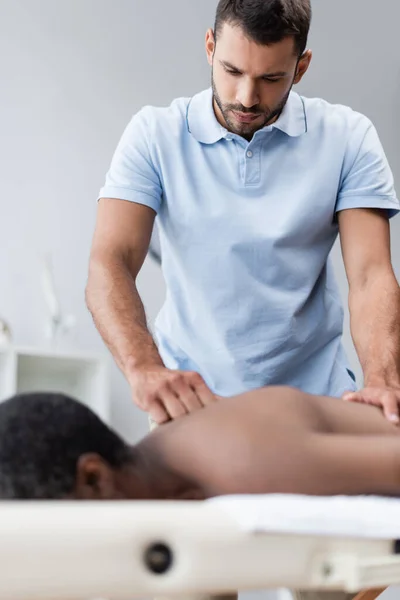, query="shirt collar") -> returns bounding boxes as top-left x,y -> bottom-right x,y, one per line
272,91 -> 308,137
186,88 -> 225,144
186,87 -> 307,144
